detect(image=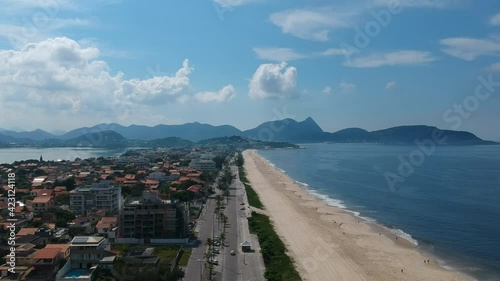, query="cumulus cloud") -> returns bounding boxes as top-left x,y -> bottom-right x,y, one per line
322,86 -> 332,95
440,37 -> 500,61
194,85 -> 235,103
0,37 -> 233,120
344,50 -> 436,68
386,81 -> 398,90
249,62 -> 297,99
